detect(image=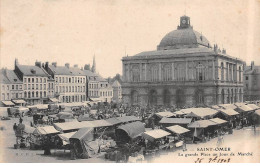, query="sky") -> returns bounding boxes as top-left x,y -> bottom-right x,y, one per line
1,0 -> 260,78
